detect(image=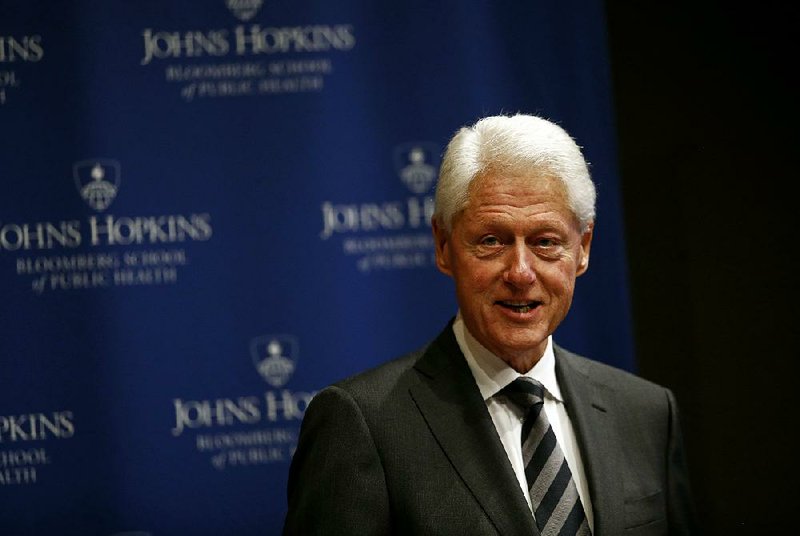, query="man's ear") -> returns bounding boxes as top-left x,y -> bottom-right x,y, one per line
576,222 -> 594,276
432,217 -> 453,277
